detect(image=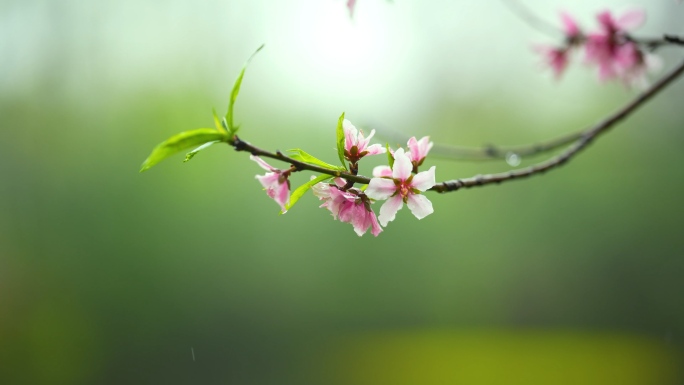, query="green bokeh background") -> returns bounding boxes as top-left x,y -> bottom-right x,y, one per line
1,1 -> 683,384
